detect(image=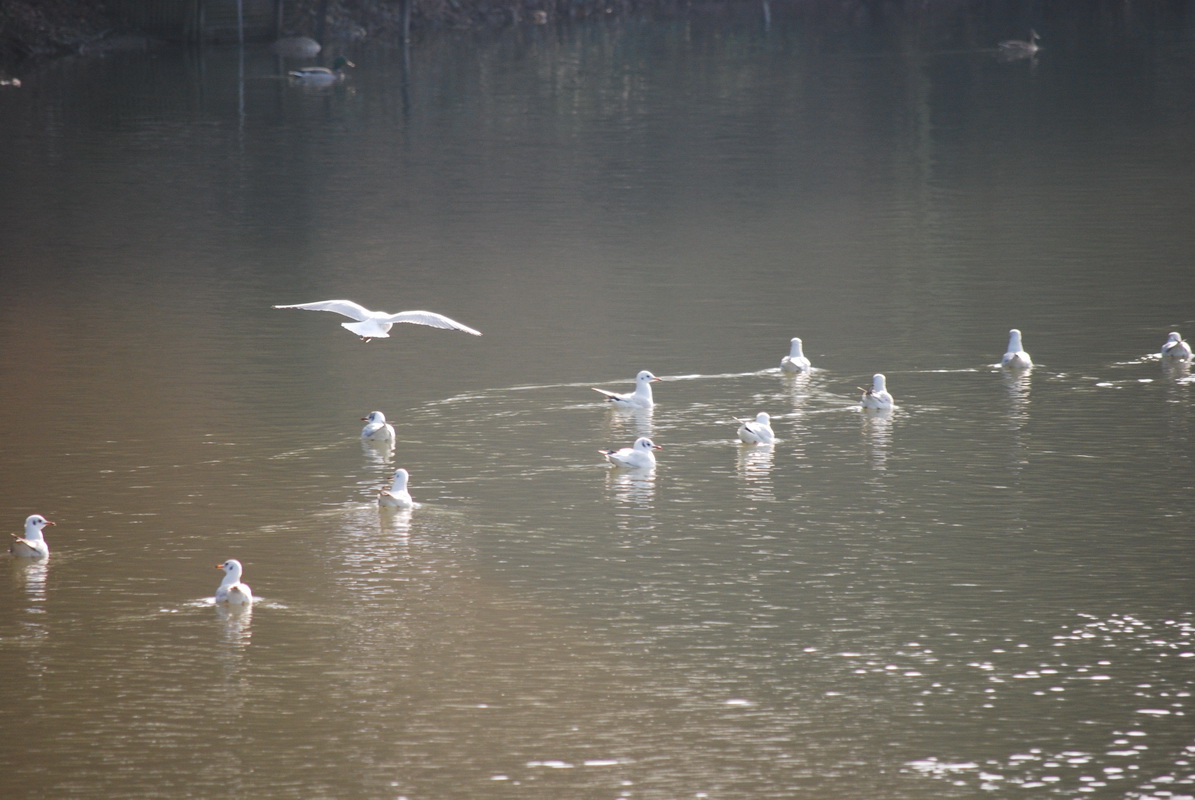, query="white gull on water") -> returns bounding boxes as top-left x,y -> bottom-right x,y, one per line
1001,328 -> 1033,369
860,374 -> 895,411
780,338 -> 811,373
10,514 -> 54,558
1161,332 -> 1192,361
600,437 -> 661,469
215,559 -> 253,606
273,299 -> 481,341
378,468 -> 414,509
361,411 -> 396,442
737,412 -> 776,444
591,370 -> 662,408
